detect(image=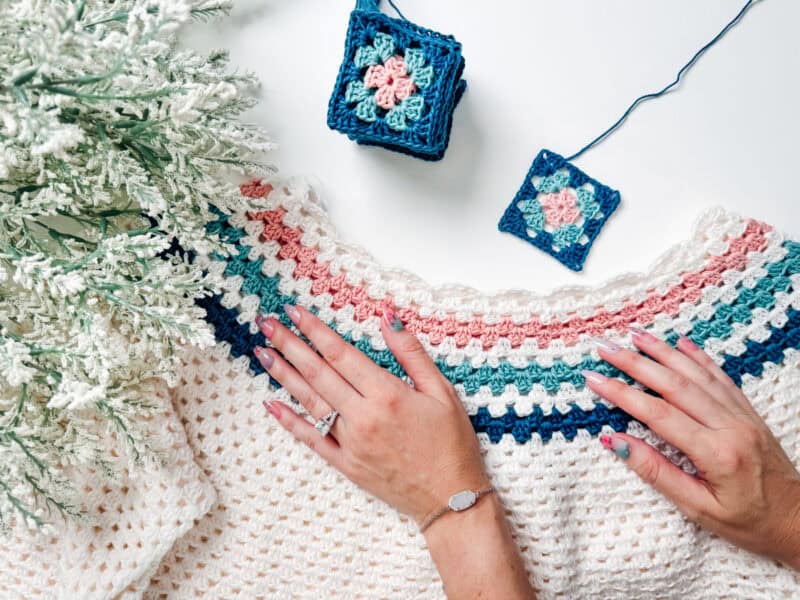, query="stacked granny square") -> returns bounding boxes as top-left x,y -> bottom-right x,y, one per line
327,0 -> 466,160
